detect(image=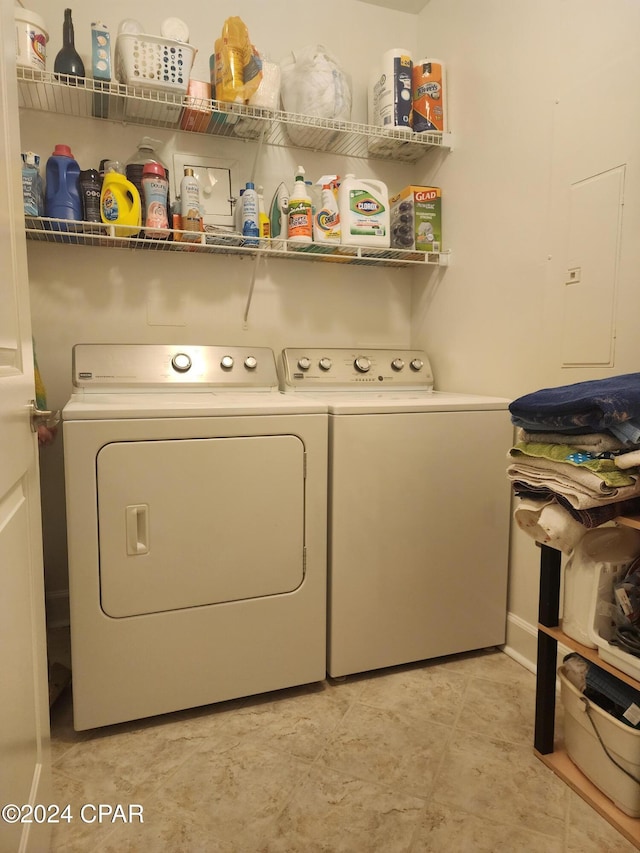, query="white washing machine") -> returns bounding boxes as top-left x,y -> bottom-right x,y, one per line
62,344 -> 328,730
279,348 -> 512,678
